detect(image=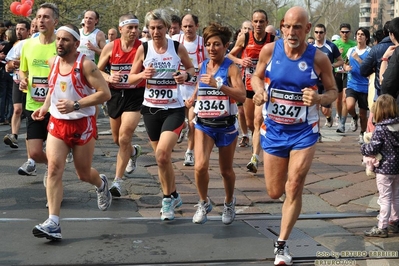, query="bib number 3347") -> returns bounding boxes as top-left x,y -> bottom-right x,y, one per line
267,88 -> 306,124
